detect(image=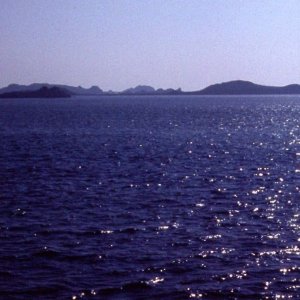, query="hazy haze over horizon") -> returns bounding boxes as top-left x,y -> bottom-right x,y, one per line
0,0 -> 299,91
